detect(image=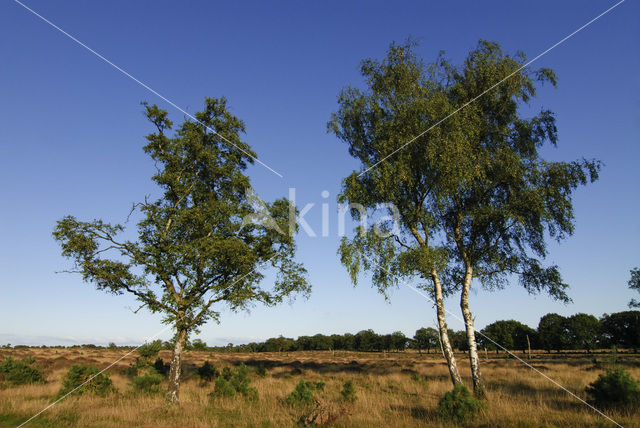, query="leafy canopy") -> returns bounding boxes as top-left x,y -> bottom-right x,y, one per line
329,40 -> 599,300
54,98 -> 309,332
